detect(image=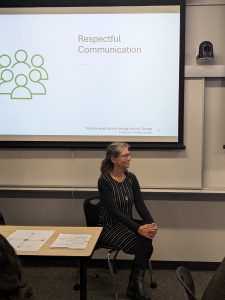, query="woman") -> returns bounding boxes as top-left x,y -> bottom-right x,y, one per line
0,234 -> 33,300
98,142 -> 158,300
